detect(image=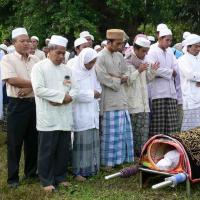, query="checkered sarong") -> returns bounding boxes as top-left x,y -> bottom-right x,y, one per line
101,110 -> 134,167
131,112 -> 149,157
150,98 -> 178,136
